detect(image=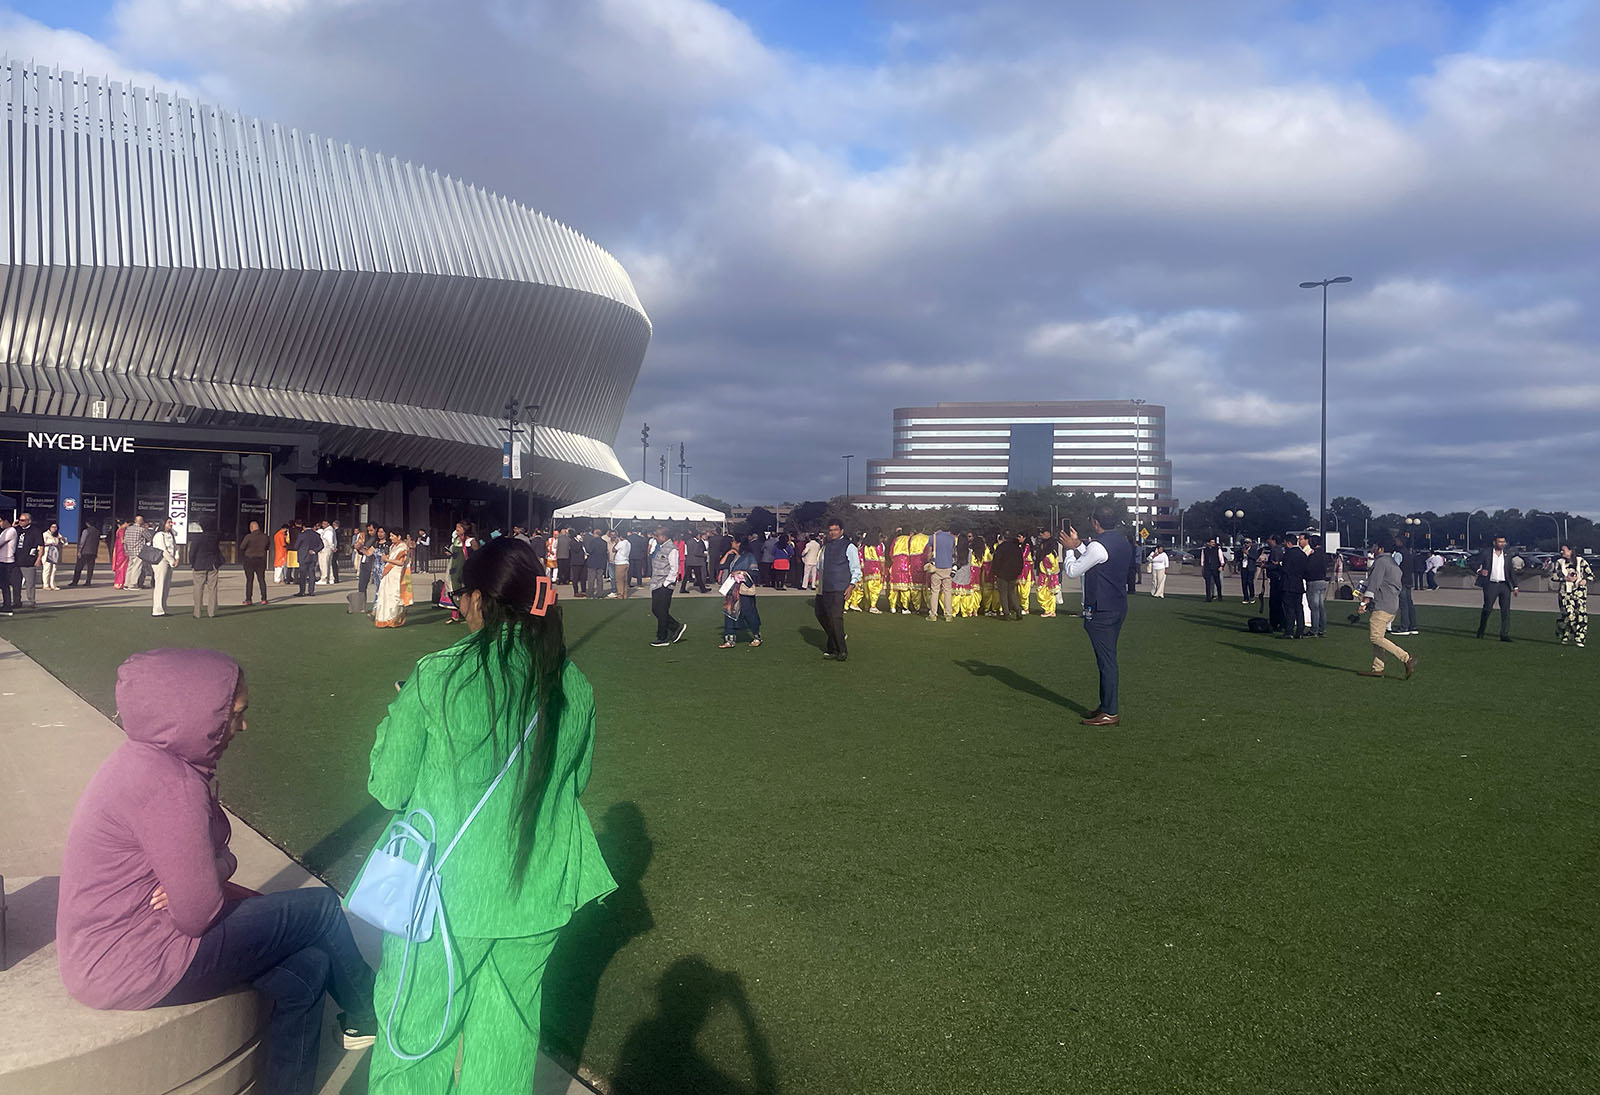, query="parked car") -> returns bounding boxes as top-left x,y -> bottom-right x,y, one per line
1336,547 -> 1369,572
